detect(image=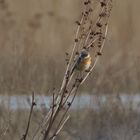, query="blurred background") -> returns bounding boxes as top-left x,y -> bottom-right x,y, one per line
0,0 -> 140,140
0,0 -> 139,95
